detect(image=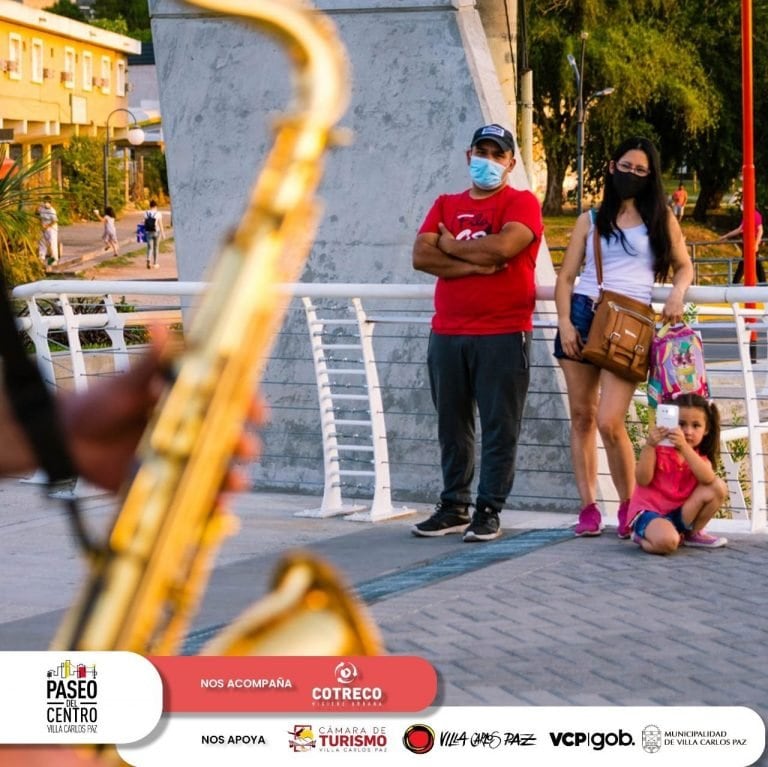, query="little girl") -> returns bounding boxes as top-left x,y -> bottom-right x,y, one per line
97,206 -> 119,257
629,393 -> 728,554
